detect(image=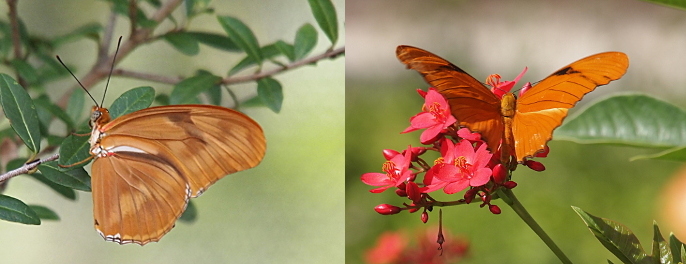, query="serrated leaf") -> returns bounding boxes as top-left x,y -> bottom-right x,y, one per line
38,161 -> 91,191
28,205 -> 59,220
556,94 -> 686,148
294,23 -> 318,60
218,16 -> 263,66
163,32 -> 200,56
638,0 -> 686,10
257,77 -> 283,113
108,86 -> 155,118
669,234 -> 684,264
178,200 -> 197,223
0,74 -> 41,153
572,206 -> 652,264
186,31 -> 240,52
307,0 -> 338,46
0,195 -> 40,225
170,73 -> 222,105
66,89 -> 85,125
58,134 -> 91,168
652,222 -> 672,264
